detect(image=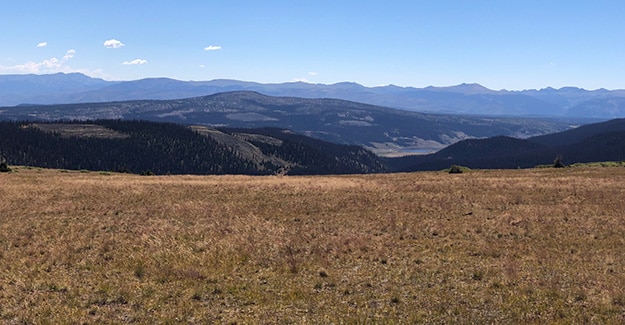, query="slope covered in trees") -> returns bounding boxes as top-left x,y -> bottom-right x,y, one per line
0,120 -> 387,175
0,90 -> 577,156
394,118 -> 625,171
3,118 -> 625,175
